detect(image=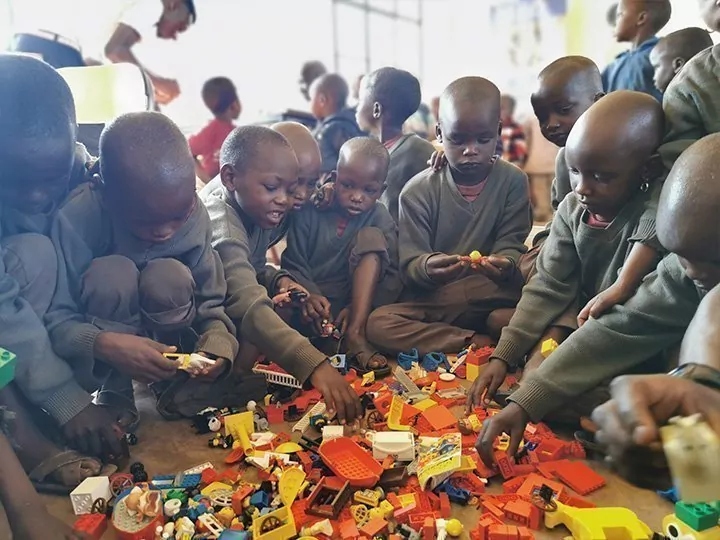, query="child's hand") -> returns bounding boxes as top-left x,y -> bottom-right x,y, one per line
335,306 -> 350,334
273,278 -> 309,307
95,332 -> 178,384
428,150 -> 447,171
310,361 -> 363,424
578,281 -> 635,327
192,353 -> 227,381
302,294 -> 332,327
62,403 -> 125,459
312,176 -> 335,210
475,402 -> 530,469
466,358 -> 508,413
426,254 -> 466,283
473,255 -> 515,281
